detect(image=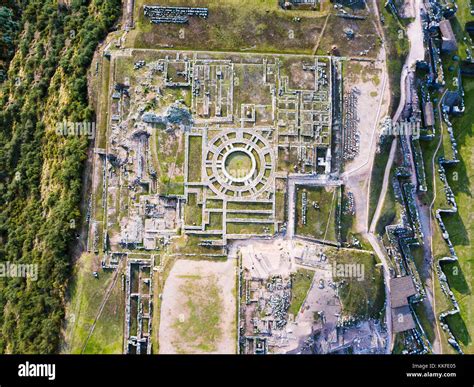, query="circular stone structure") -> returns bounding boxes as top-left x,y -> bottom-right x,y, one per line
205,129 -> 275,199
222,149 -> 256,183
